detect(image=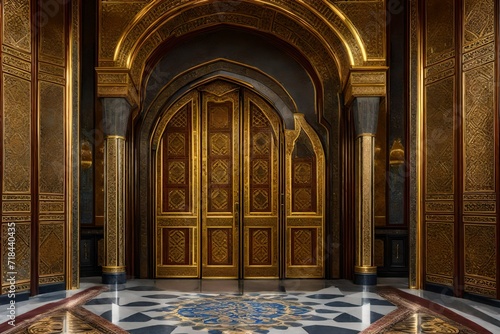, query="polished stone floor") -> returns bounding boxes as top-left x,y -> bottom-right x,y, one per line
1,278 -> 499,333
